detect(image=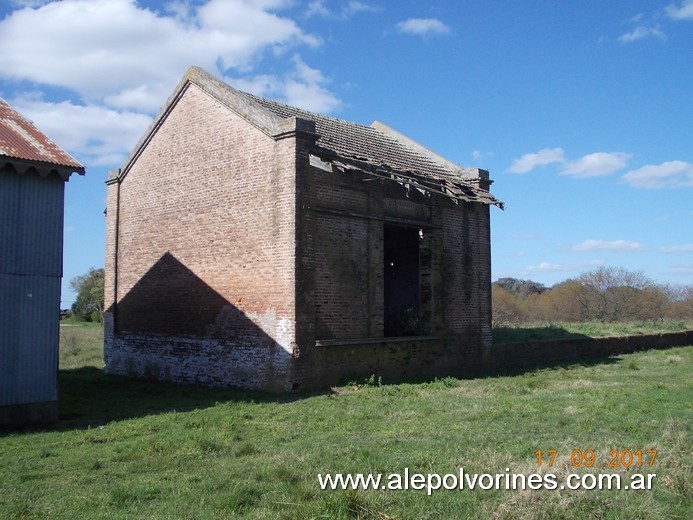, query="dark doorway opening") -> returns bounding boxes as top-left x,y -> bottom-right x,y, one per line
384,225 -> 421,336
